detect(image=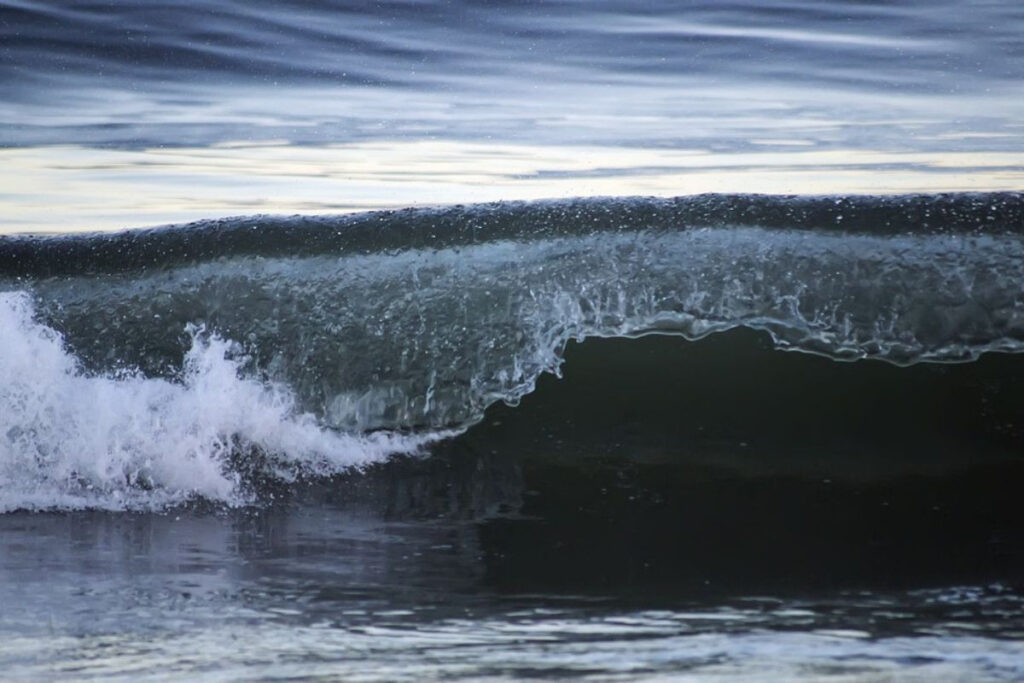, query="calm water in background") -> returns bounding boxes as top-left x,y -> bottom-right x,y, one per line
2,0 -> 1023,231
2,1 -> 1024,680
